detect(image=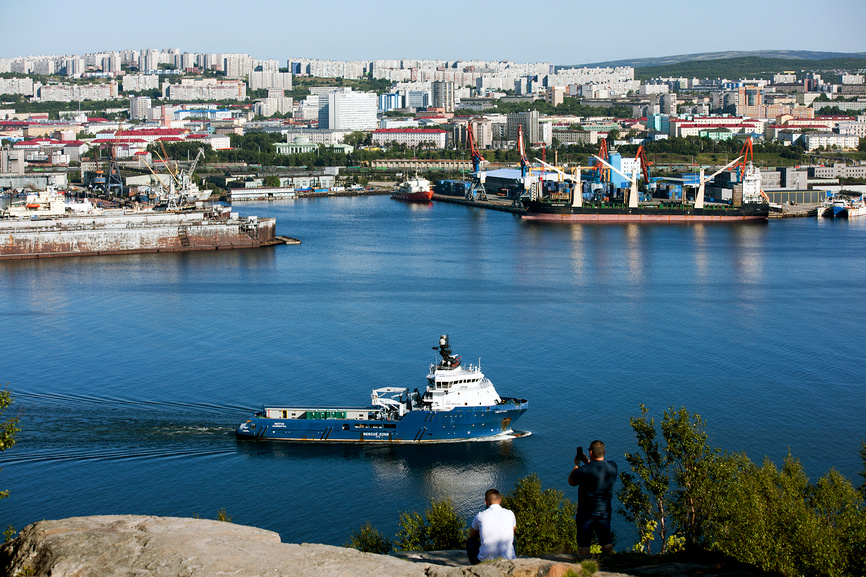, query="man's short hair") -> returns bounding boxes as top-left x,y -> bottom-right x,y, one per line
589,440 -> 605,457
485,489 -> 502,503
